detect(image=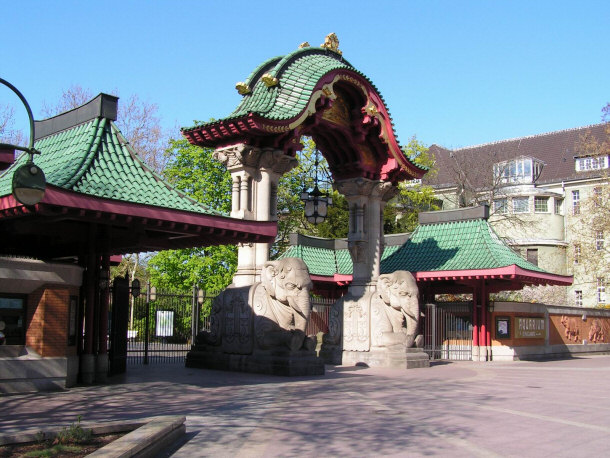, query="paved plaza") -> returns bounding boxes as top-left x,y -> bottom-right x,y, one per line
2,356 -> 610,457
